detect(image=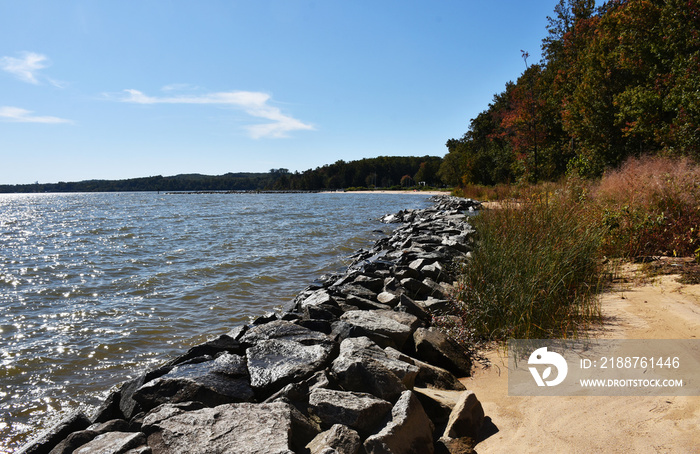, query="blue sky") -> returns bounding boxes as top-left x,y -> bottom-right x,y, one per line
1,1 -> 564,185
